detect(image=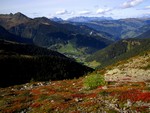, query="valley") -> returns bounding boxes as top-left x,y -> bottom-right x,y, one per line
0,12 -> 150,113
